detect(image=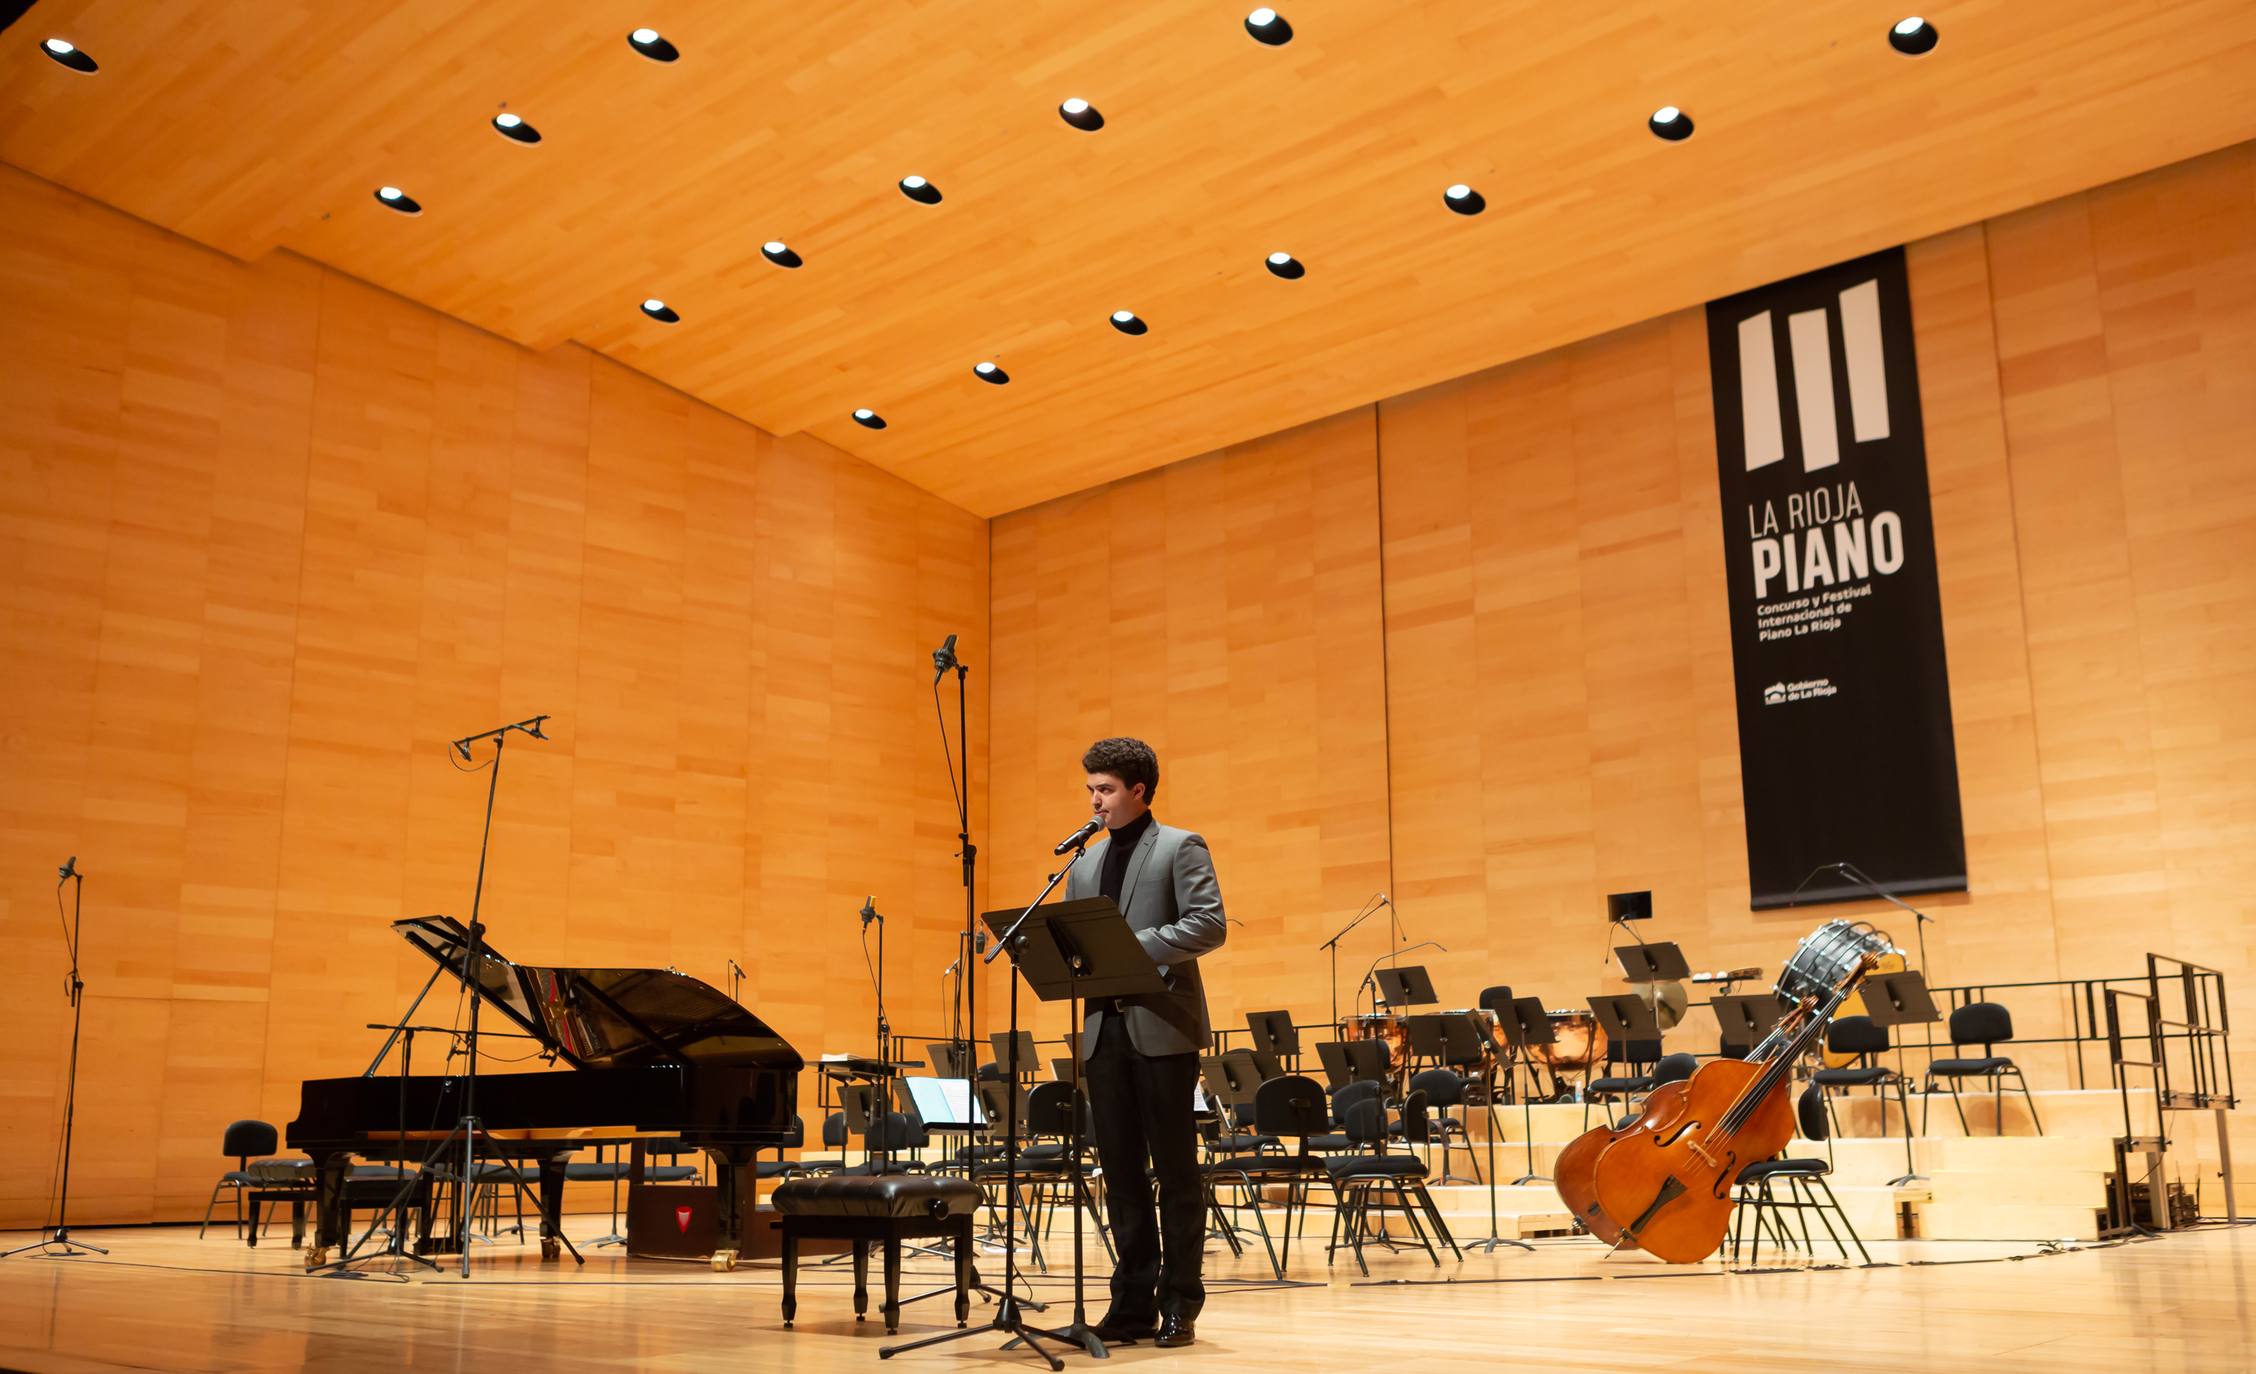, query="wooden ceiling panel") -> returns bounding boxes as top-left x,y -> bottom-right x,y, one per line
4,1 -> 2252,515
